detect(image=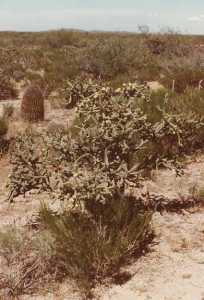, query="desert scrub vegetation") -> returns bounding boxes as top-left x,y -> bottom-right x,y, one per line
0,30 -> 203,93
5,79 -> 204,298
0,28 -> 203,298
5,82 -> 158,298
